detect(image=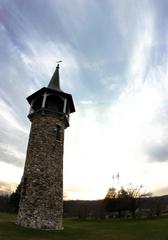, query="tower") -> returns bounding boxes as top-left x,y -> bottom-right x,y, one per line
17,64 -> 75,230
